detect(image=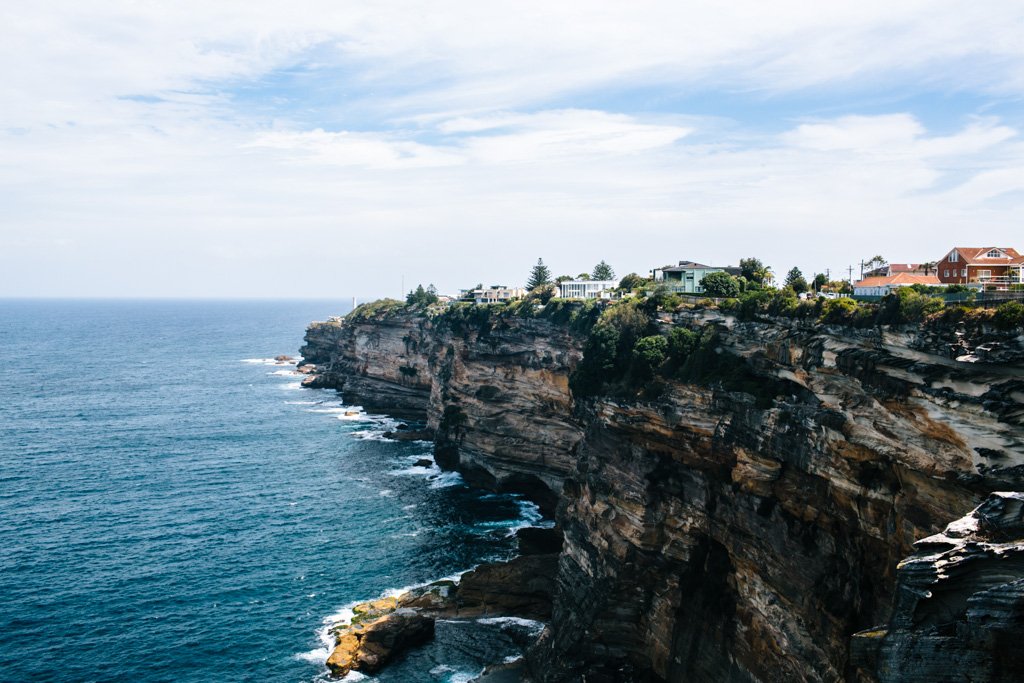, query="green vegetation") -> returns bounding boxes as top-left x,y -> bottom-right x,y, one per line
739,257 -> 772,287
592,260 -> 615,281
701,271 -> 741,298
785,267 -> 809,294
406,283 -> 439,306
994,301 -> 1024,330
617,273 -> 648,292
347,298 -> 406,320
527,258 -> 552,290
